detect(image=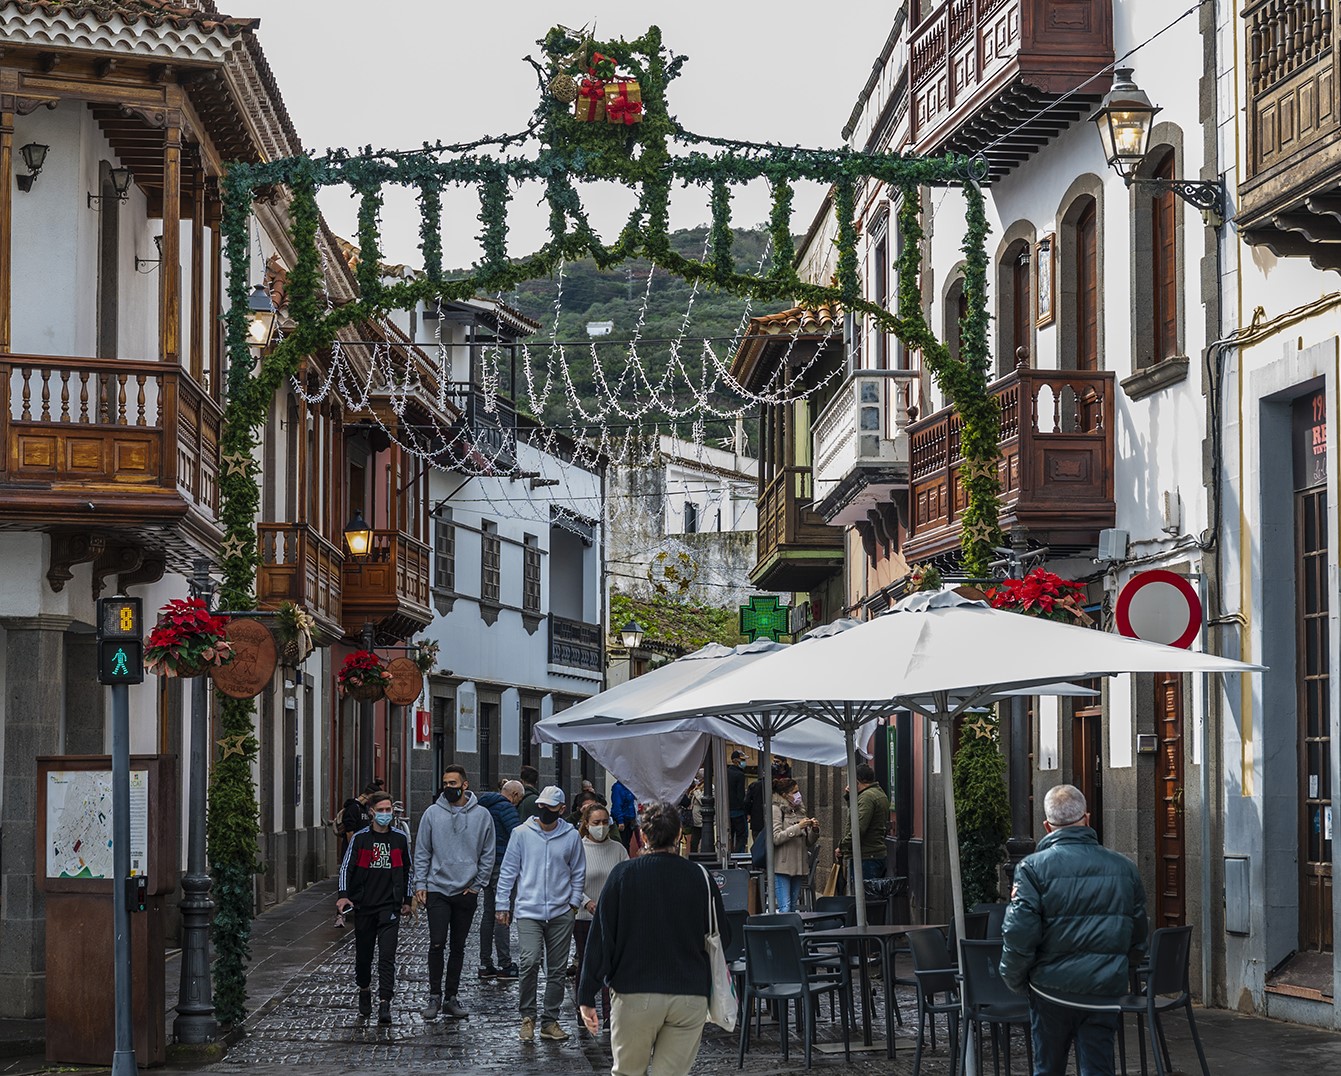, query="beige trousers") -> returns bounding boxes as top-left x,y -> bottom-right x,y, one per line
609,991 -> 710,1076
